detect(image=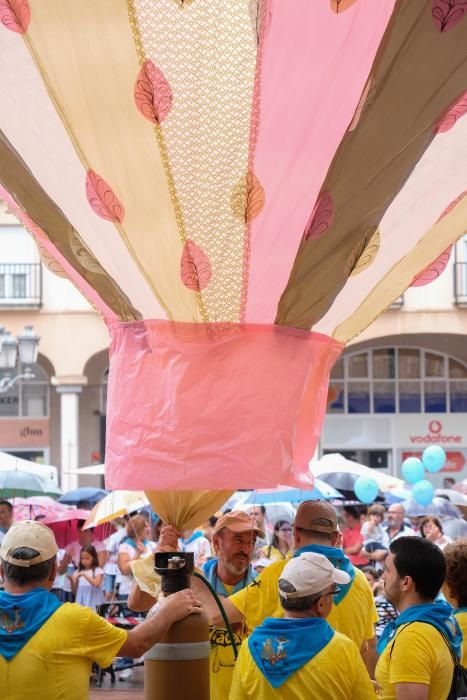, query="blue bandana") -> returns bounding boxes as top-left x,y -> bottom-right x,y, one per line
180,531 -> 205,546
0,588 -> 62,660
248,616 -> 334,688
123,537 -> 148,549
377,600 -> 463,658
201,557 -> 257,597
294,544 -> 355,604
455,607 -> 467,615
